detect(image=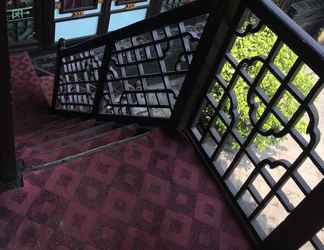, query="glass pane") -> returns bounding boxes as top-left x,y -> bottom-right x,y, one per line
108,9 -> 147,32
55,16 -> 98,41
54,1 -> 102,19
